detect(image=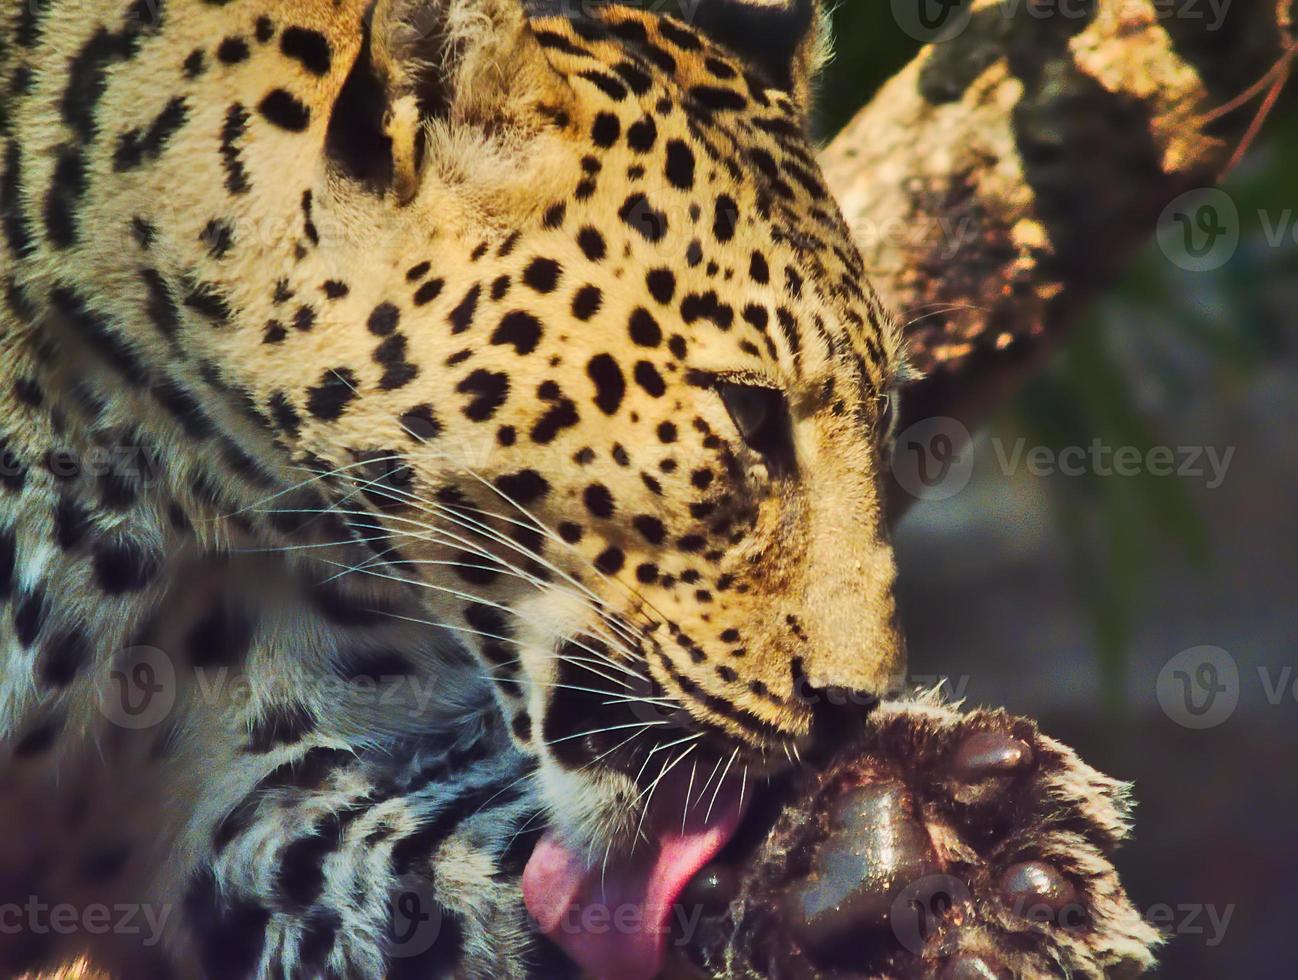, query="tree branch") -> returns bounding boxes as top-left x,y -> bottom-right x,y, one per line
820,0 -> 1294,427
